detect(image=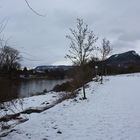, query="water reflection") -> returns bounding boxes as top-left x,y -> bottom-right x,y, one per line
0,79 -> 66,102
0,80 -> 19,102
